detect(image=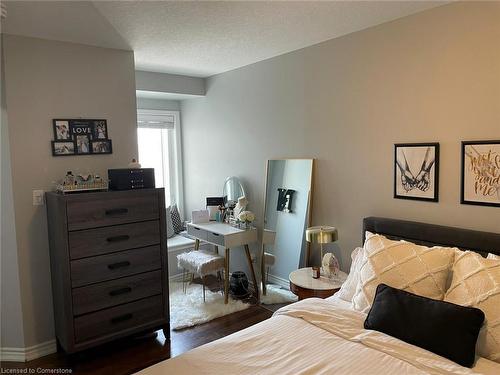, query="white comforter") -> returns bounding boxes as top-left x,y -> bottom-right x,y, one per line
138,297 -> 500,374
